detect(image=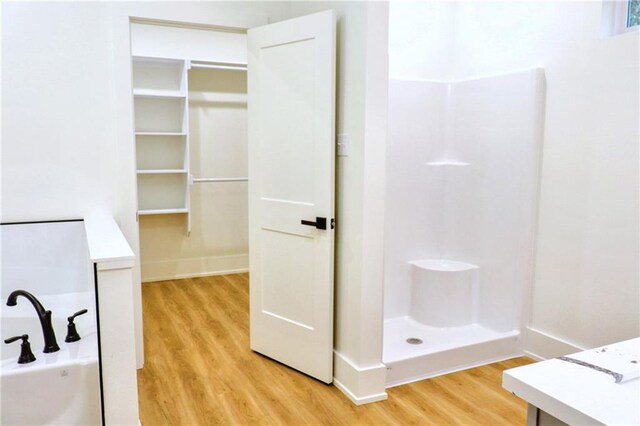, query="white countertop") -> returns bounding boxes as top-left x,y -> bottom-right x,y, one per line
503,338 -> 640,425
